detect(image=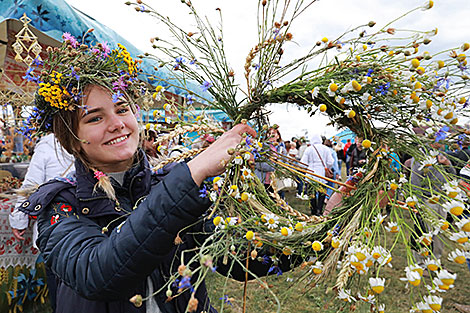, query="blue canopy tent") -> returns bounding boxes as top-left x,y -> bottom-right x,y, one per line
0,0 -> 211,100
331,128 -> 356,144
